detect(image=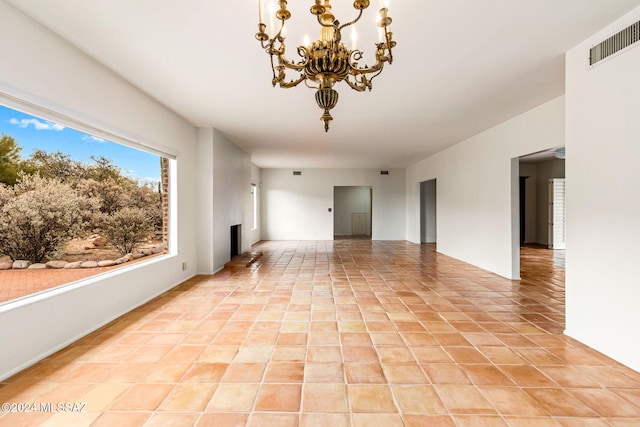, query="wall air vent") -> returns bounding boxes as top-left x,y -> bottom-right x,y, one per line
293,171 -> 302,176
590,20 -> 640,65
380,170 -> 389,175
